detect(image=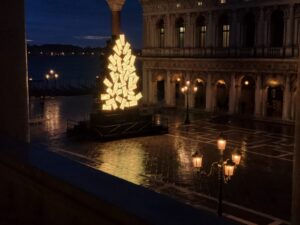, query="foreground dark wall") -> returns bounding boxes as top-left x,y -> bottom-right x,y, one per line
0,0 -> 29,142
